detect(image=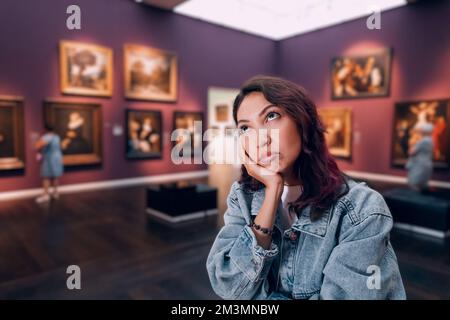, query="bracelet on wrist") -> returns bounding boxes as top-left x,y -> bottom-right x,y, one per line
248,221 -> 274,235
